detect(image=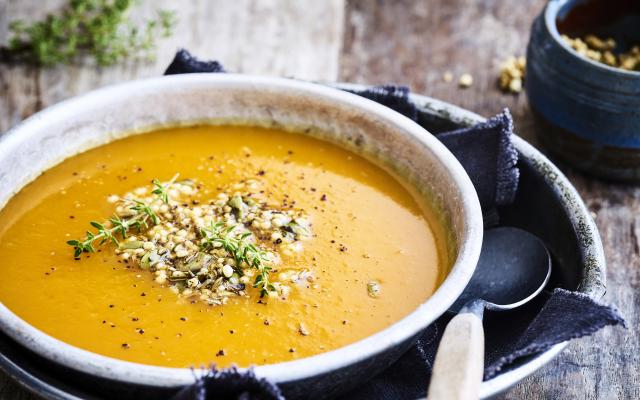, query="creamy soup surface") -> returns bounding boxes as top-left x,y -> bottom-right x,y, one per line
0,126 -> 447,368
